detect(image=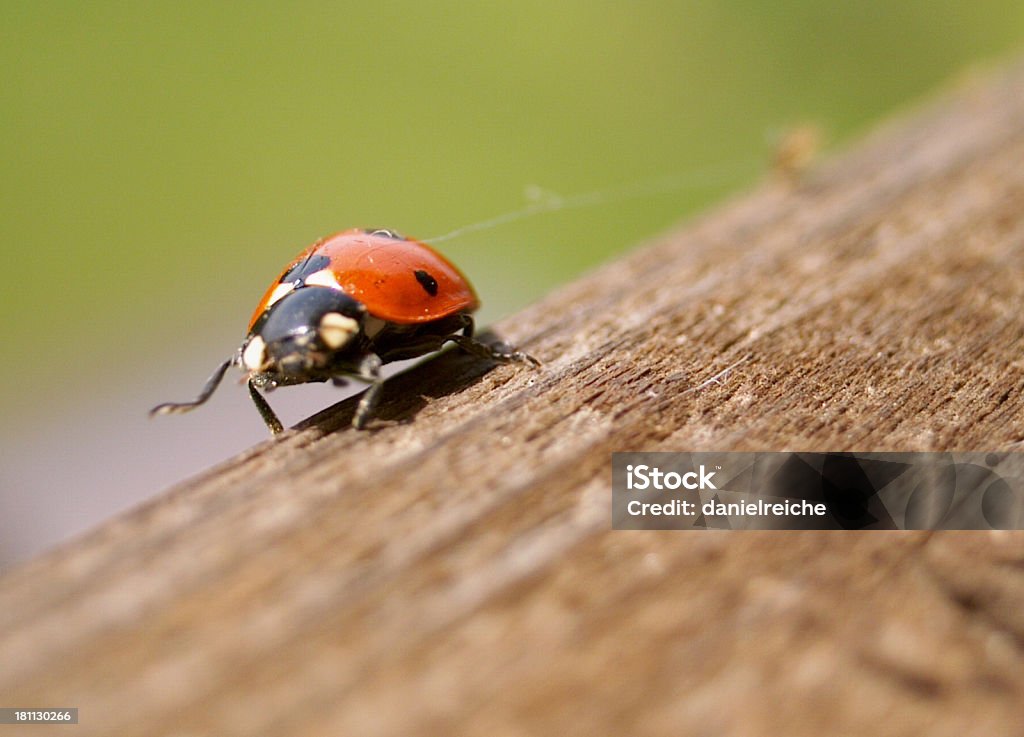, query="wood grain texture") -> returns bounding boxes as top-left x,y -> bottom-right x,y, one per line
4,61 -> 1024,736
